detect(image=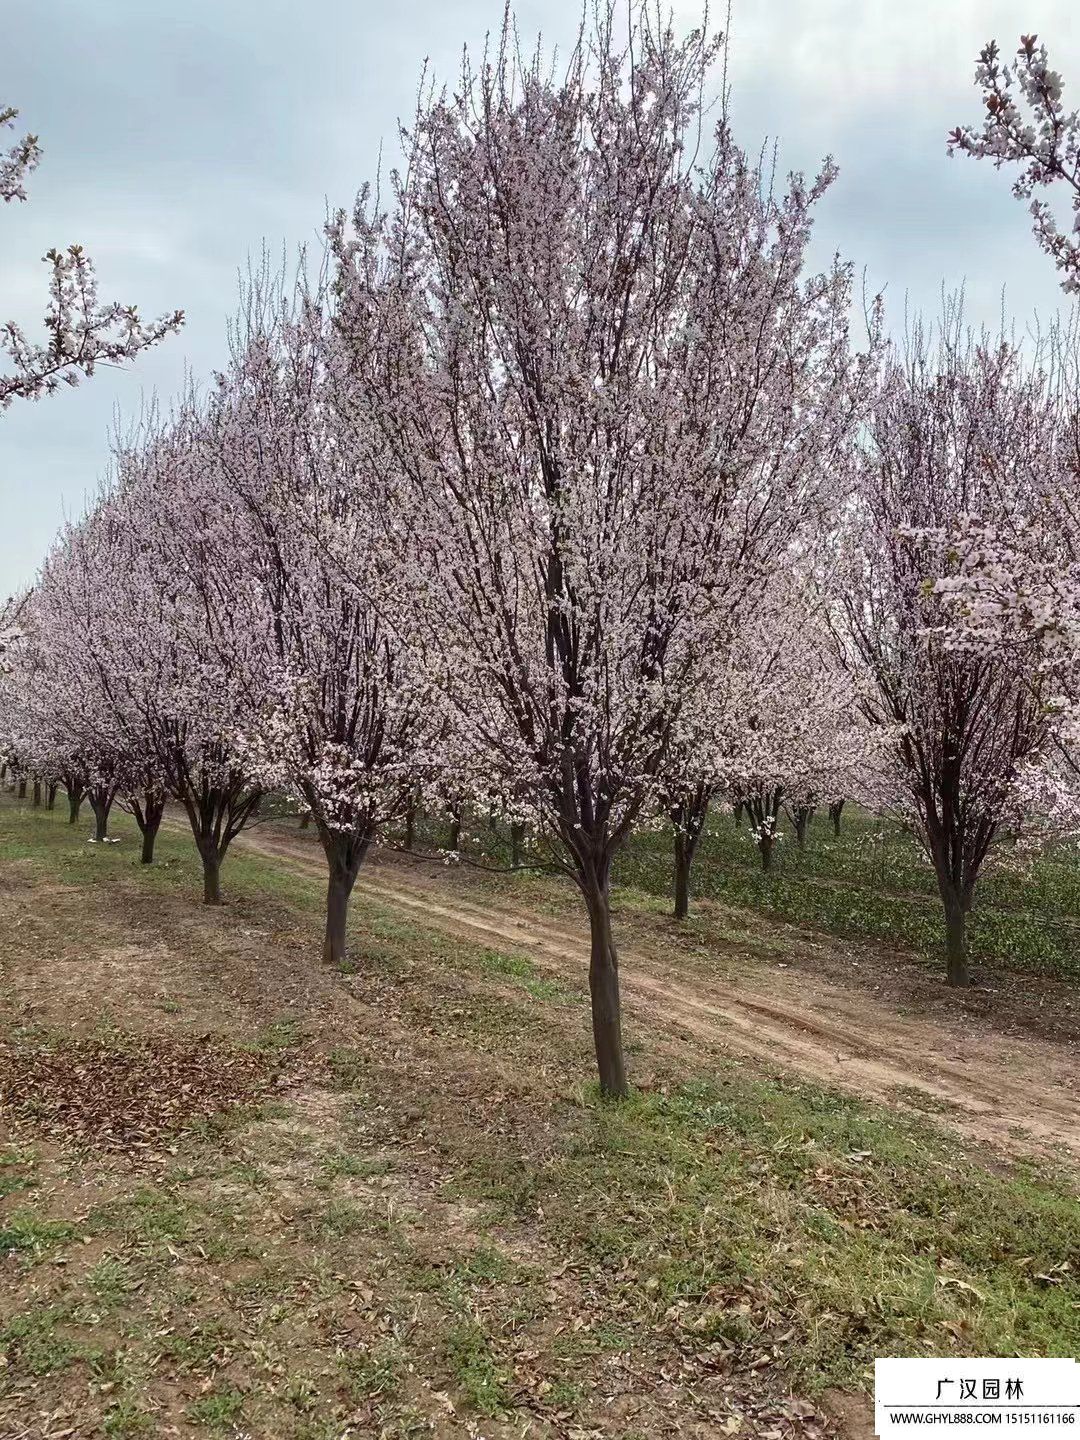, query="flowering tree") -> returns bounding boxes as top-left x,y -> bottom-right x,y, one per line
208,266 -> 429,964
948,36 -> 1080,293
667,577 -> 885,904
830,317 -> 1055,987
929,325 -> 1080,837
2,104 -> 182,409
33,414 -> 265,902
25,521 -> 170,854
334,5 -> 867,1095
